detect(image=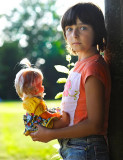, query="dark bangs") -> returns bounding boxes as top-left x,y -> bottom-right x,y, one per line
61,3 -> 94,31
